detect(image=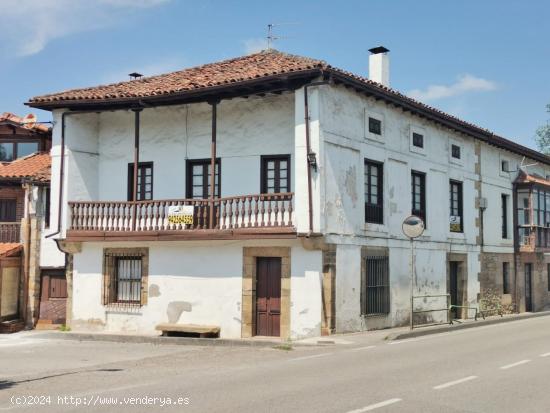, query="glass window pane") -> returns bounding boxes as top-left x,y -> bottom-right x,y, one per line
0,143 -> 13,162
16,142 -> 38,159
